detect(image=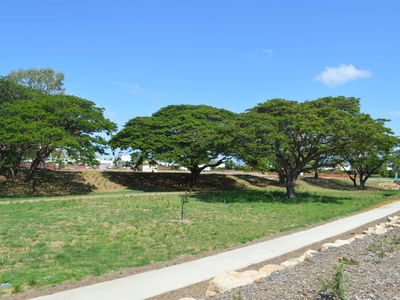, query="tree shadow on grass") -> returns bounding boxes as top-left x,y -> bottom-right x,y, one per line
101,172 -> 243,192
193,189 -> 347,205
301,177 -> 356,191
232,174 -> 282,188
0,170 -> 96,198
302,177 -> 388,192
